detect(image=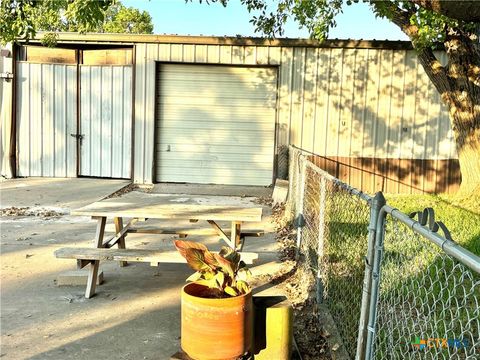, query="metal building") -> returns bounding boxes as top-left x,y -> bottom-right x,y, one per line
0,33 -> 459,193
